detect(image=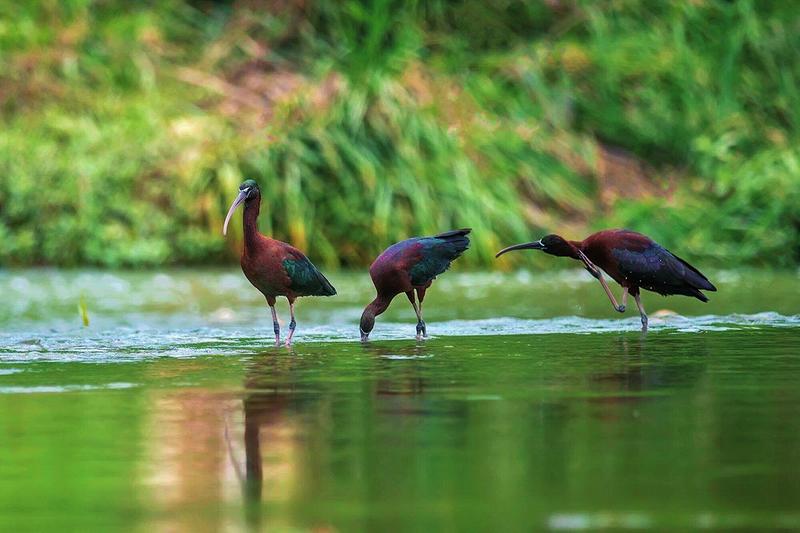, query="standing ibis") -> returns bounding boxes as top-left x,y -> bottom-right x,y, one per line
360,229 -> 471,341
495,229 -> 716,331
223,180 -> 336,346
